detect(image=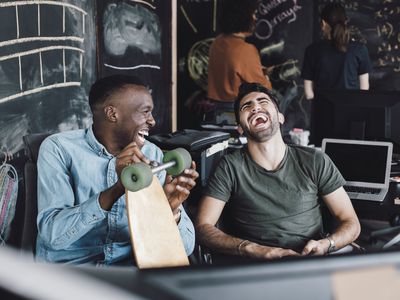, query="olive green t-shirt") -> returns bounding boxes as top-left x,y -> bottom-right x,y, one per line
204,145 -> 346,252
